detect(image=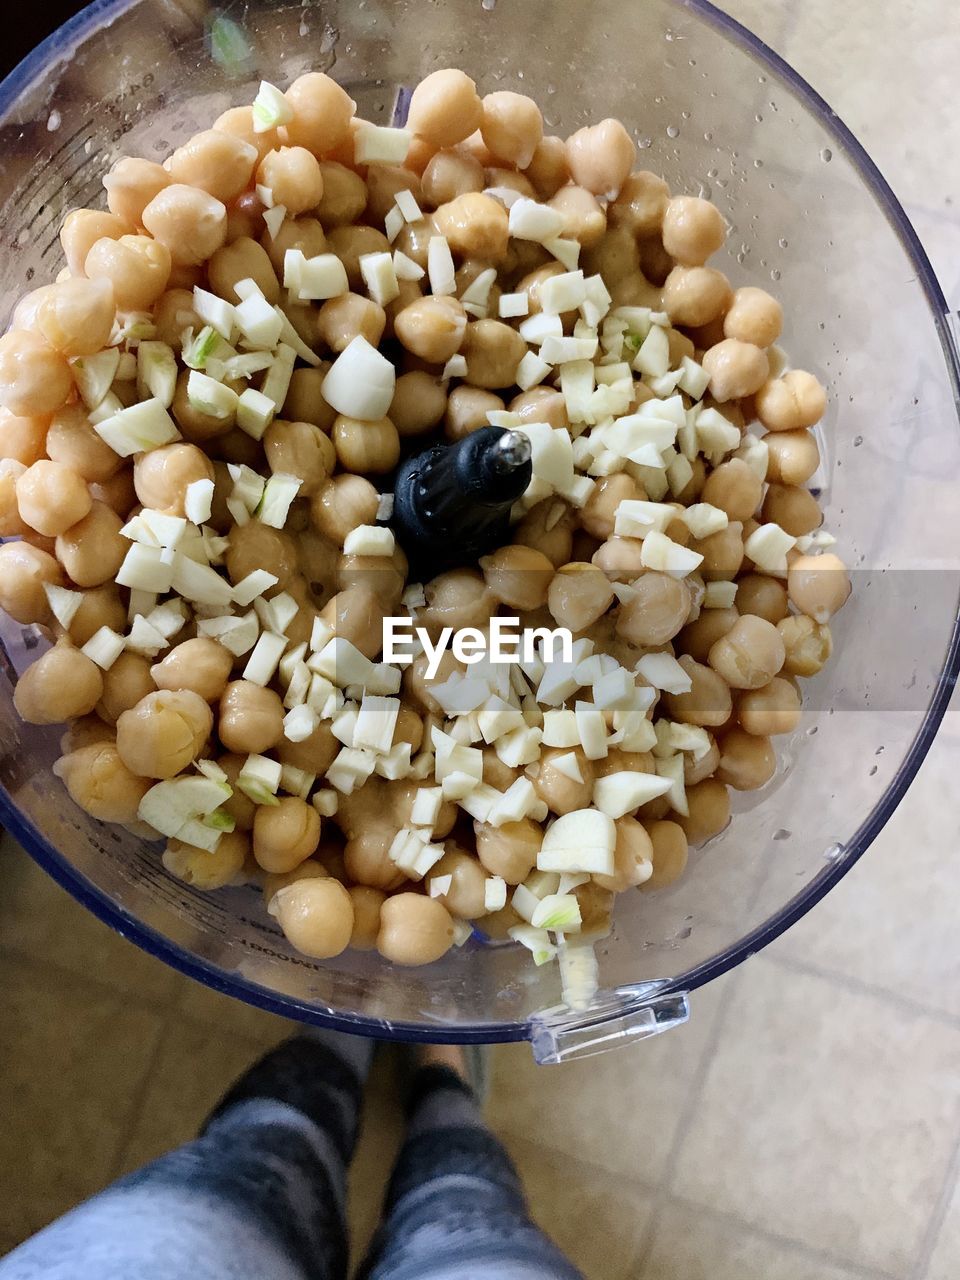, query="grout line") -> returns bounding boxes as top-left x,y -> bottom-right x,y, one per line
909,1131 -> 960,1280
762,950 -> 960,1032
666,1191 -> 901,1280
627,967 -> 747,1274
